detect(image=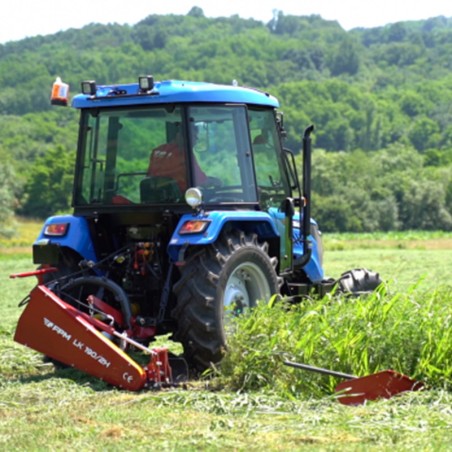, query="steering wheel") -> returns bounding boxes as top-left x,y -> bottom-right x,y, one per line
202,176 -> 223,188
